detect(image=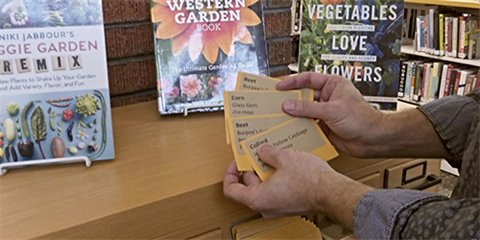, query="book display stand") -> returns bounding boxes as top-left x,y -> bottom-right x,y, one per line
0,156 -> 91,176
